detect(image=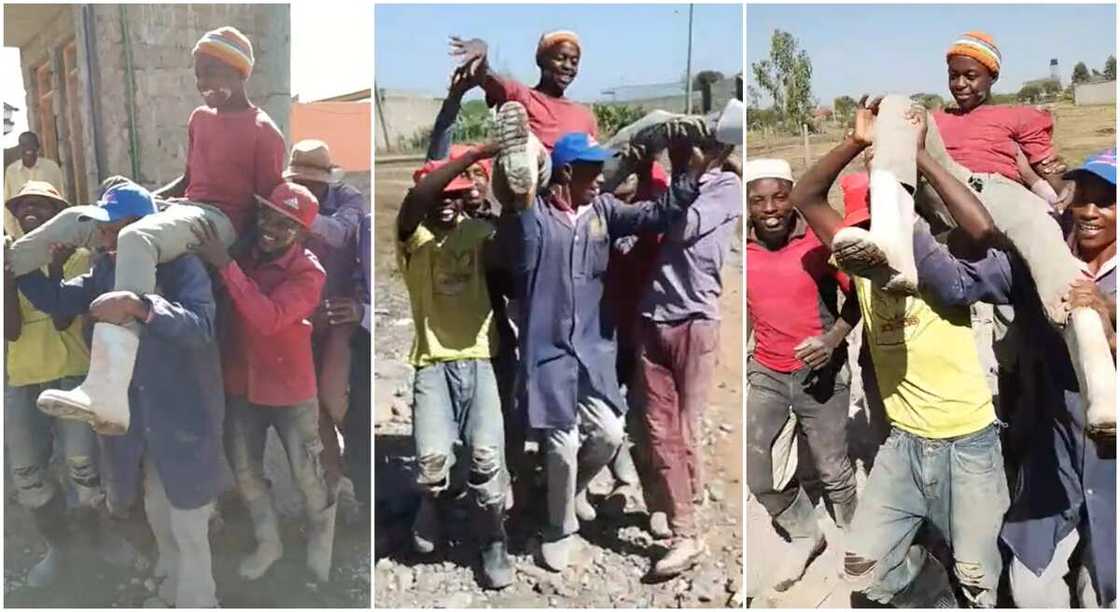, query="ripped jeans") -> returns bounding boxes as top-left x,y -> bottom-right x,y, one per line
224,396 -> 331,516
844,424 -> 1009,607
412,360 -> 506,509
5,376 -> 103,509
